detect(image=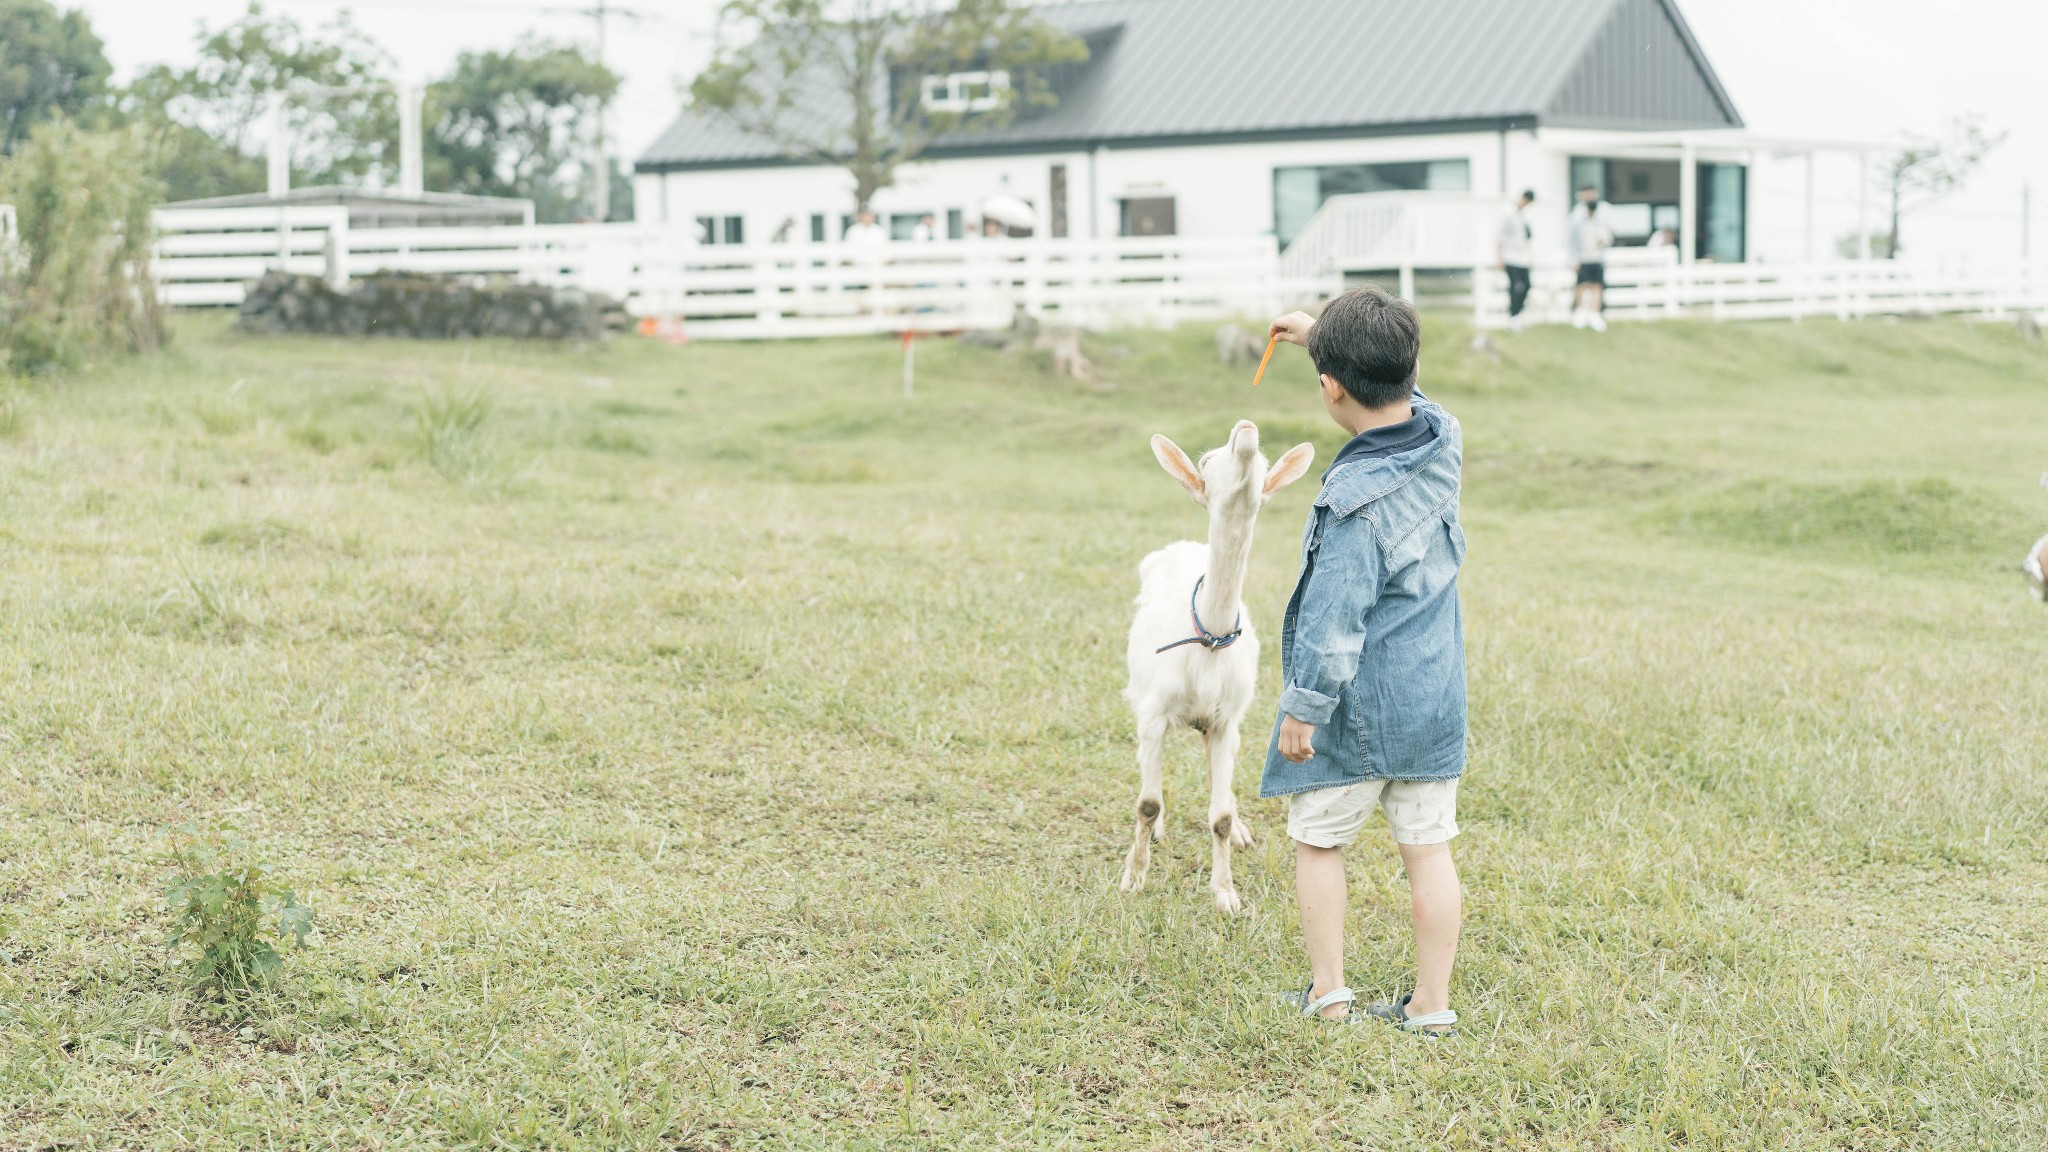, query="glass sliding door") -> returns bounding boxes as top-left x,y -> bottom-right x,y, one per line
1697,163 -> 1746,263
